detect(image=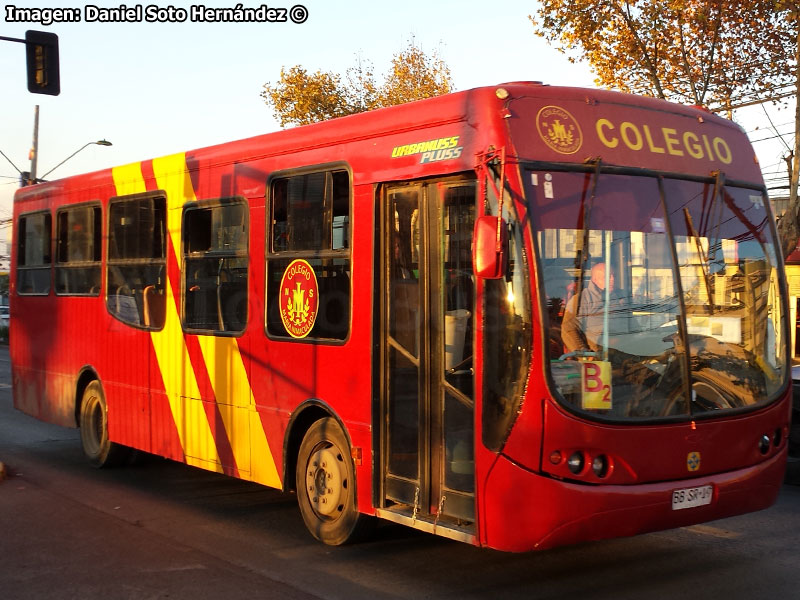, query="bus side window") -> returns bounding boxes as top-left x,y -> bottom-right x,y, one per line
266,168 -> 351,341
107,194 -> 167,329
16,211 -> 52,295
55,204 -> 101,296
182,200 -> 249,335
